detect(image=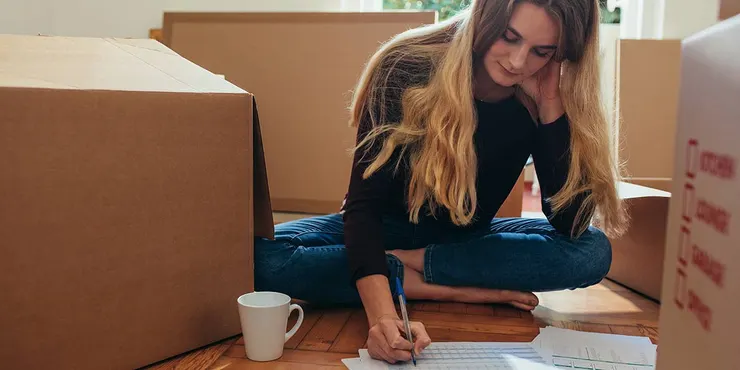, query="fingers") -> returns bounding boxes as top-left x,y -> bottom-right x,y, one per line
368,326 -> 397,363
410,322 -> 432,354
393,320 -> 432,356
368,319 -> 433,364
392,320 -> 415,348
382,322 -> 413,362
368,321 -> 411,364
368,343 -> 394,364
